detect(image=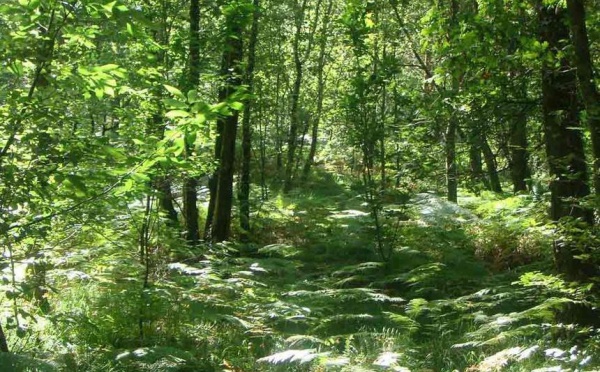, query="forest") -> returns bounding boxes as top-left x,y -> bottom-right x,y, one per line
1,0 -> 600,370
